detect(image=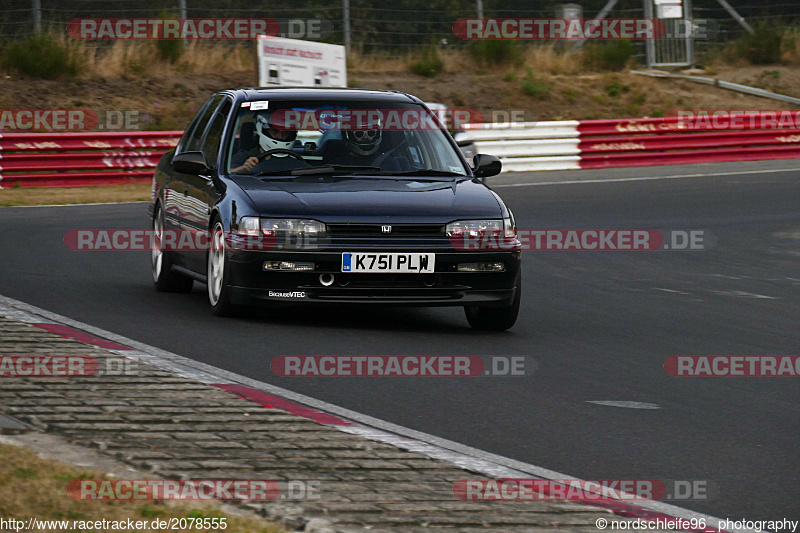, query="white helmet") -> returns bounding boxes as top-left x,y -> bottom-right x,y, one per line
344,113 -> 382,156
254,111 -> 297,156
